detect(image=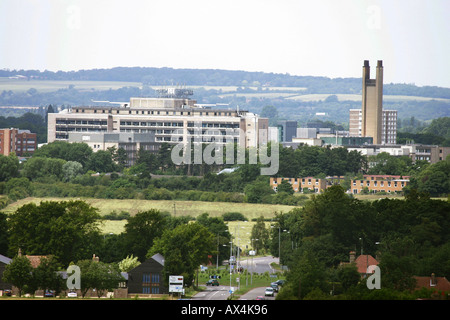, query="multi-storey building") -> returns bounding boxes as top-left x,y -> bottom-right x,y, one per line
270,174 -> 409,195
47,93 -> 269,165
349,60 -> 397,145
347,144 -> 450,164
270,177 -> 328,193
348,175 -> 409,194
349,109 -> 397,144
0,128 -> 37,156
